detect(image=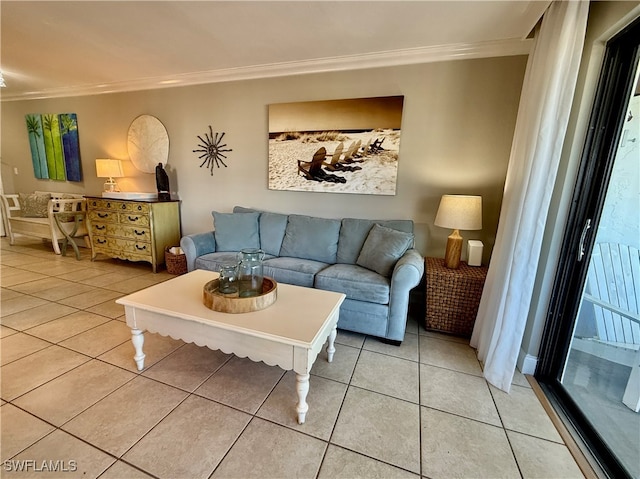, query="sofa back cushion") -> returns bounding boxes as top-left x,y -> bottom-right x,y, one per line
212,211 -> 260,252
259,212 -> 289,256
279,214 -> 341,263
233,206 -> 288,256
337,218 -> 414,264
